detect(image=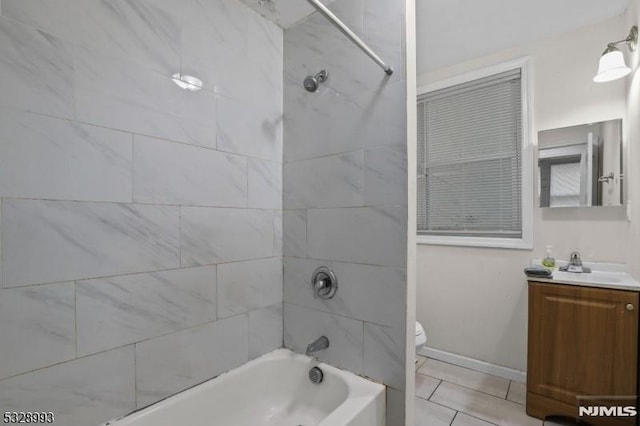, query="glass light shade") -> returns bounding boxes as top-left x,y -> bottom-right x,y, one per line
593,49 -> 631,82
171,73 -> 203,91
